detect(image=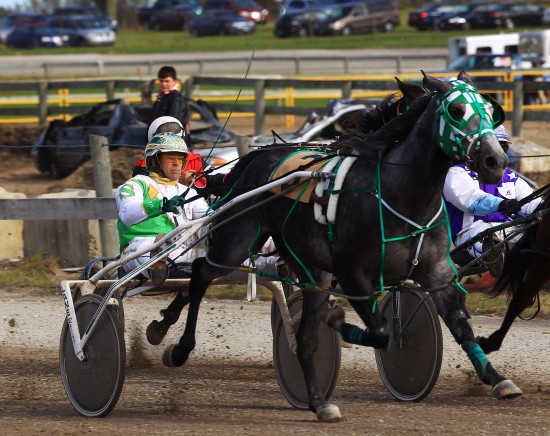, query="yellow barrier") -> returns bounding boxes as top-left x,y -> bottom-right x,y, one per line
0,71 -> 544,128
